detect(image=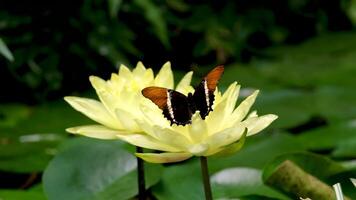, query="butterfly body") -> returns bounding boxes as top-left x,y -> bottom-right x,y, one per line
142,66 -> 224,126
